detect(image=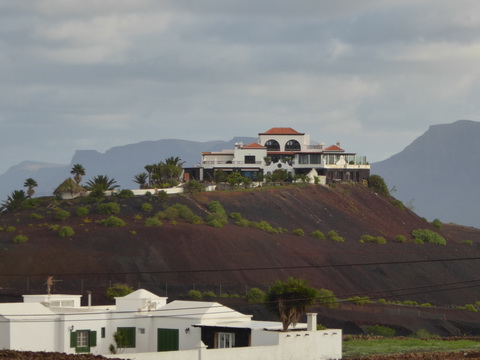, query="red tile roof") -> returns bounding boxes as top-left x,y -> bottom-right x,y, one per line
243,143 -> 265,148
324,145 -> 344,152
259,127 -> 304,135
